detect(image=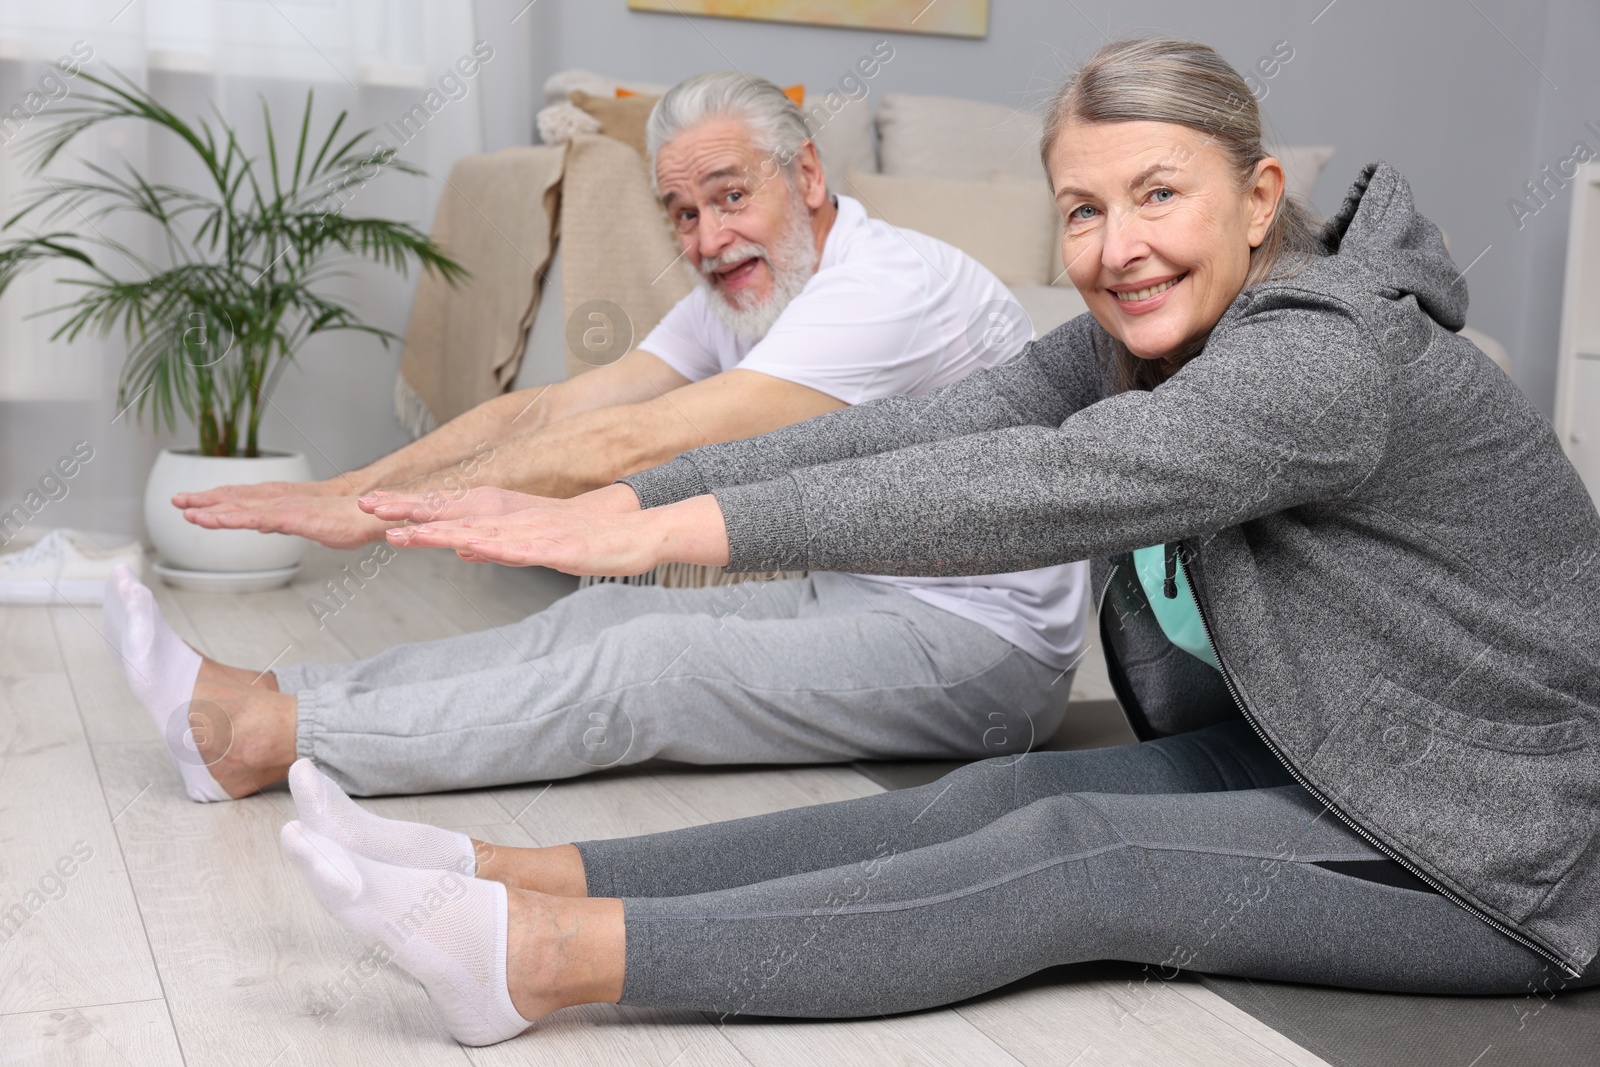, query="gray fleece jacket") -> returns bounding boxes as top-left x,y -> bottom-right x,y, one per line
621,162 -> 1600,978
